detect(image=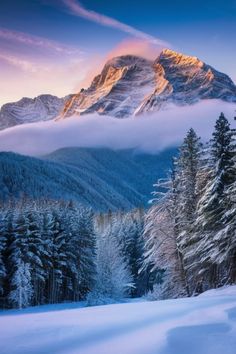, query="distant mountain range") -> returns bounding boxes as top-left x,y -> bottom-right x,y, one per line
0,147 -> 175,211
1,49 -> 236,130
0,94 -> 70,130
